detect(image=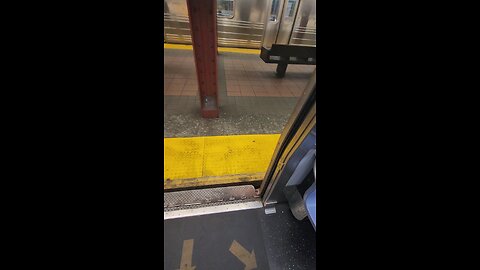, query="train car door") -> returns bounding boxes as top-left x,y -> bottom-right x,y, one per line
290,0 -> 316,46
262,0 -> 284,49
262,0 -> 302,48
275,0 -> 301,44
